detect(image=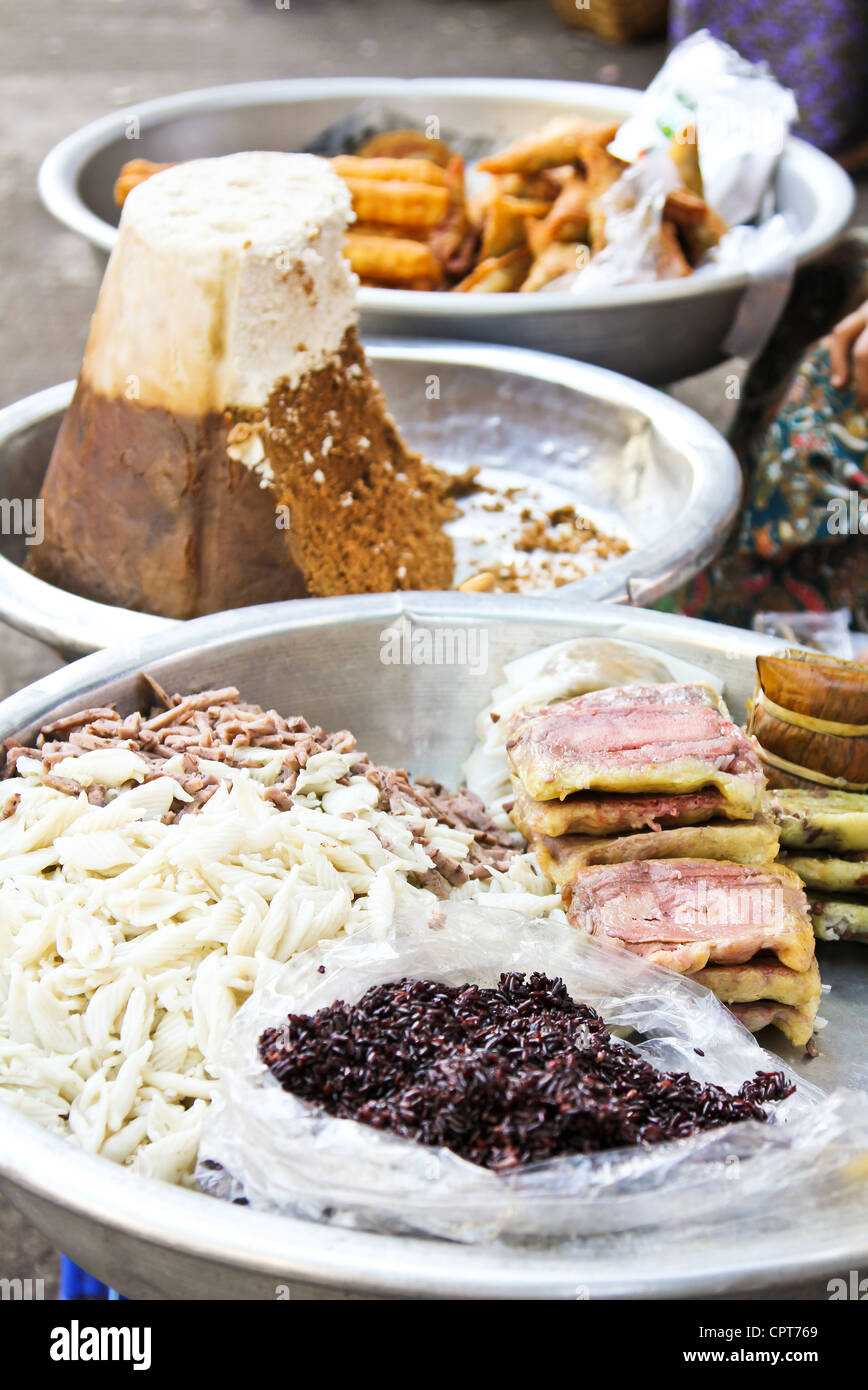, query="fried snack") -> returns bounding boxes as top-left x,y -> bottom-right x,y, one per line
356,128 -> 453,167
664,188 -> 728,264
343,177 -> 450,228
584,146 -> 629,249
479,194 -> 553,259
499,170 -> 562,200
344,233 -> 443,290
779,851 -> 868,894
428,154 -> 478,279
663,187 -> 709,227
477,117 -> 605,175
520,242 -> 587,291
507,684 -> 764,812
330,155 -> 447,186
114,158 -> 175,208
811,895 -> 868,943
526,175 -> 591,253
656,220 -> 693,279
534,814 -> 780,883
453,247 -> 531,293
566,859 -> 816,974
669,124 -> 703,197
766,788 -> 868,852
350,222 -> 429,240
